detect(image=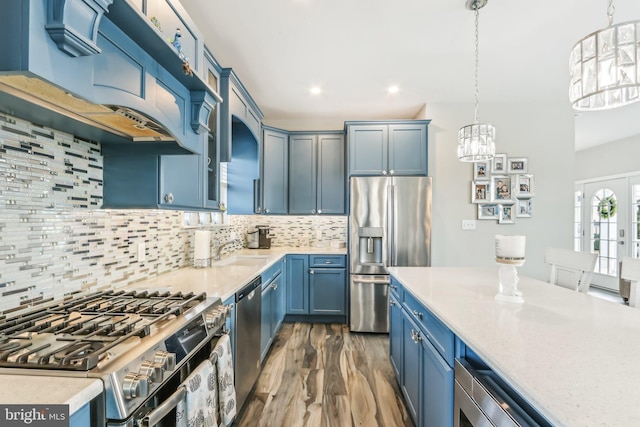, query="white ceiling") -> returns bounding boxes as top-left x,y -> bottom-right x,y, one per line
179,0 -> 640,151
